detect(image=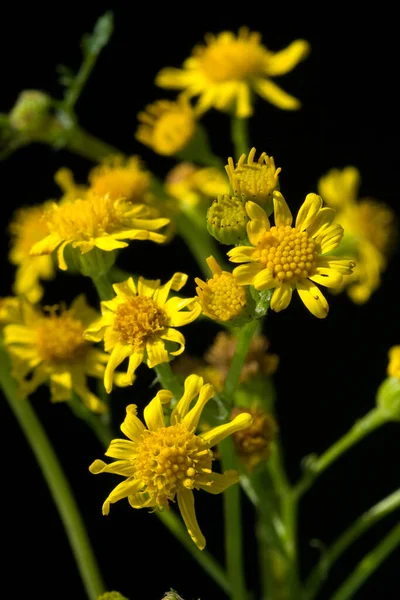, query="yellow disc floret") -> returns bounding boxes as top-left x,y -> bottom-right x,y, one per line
226,148 -> 281,208
195,256 -> 247,322
387,346 -> 400,379
113,296 -> 169,349
36,311 -> 88,363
